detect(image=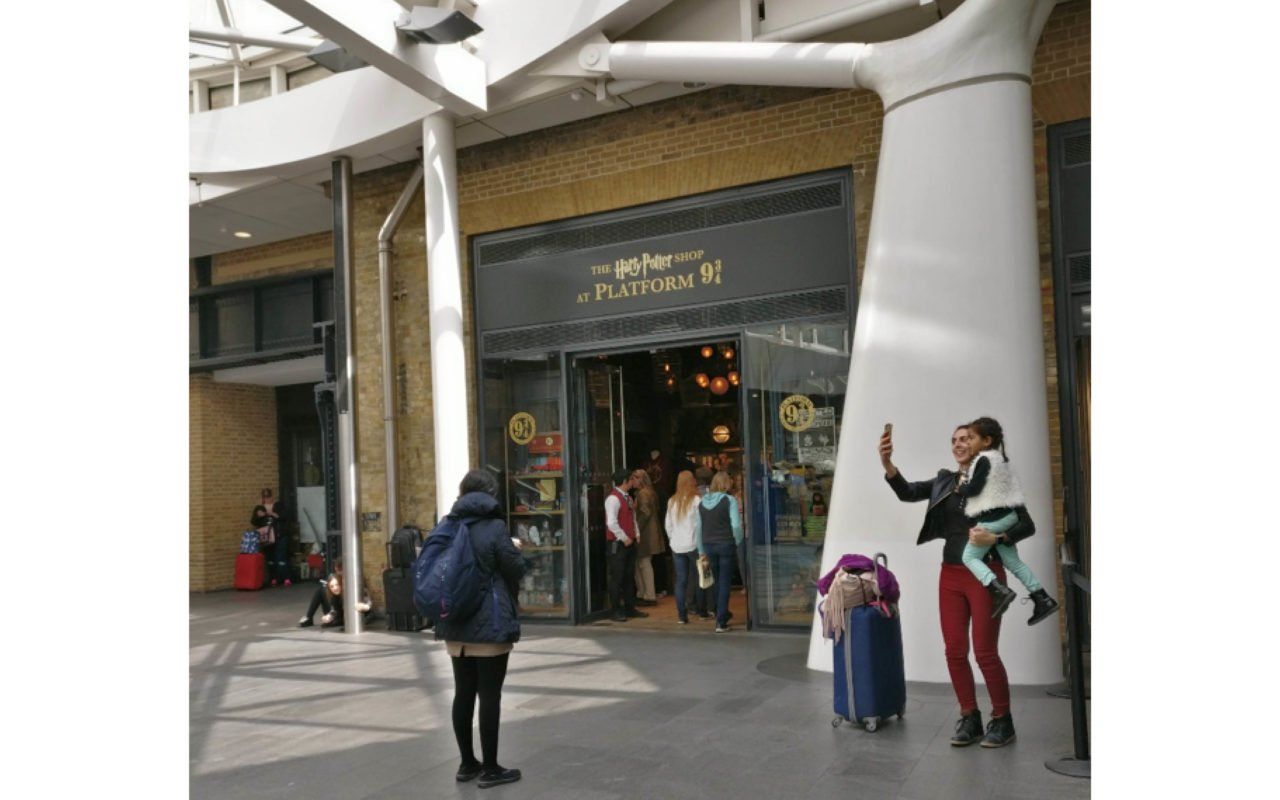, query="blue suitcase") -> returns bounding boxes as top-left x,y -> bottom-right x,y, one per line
832,604 -> 907,731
